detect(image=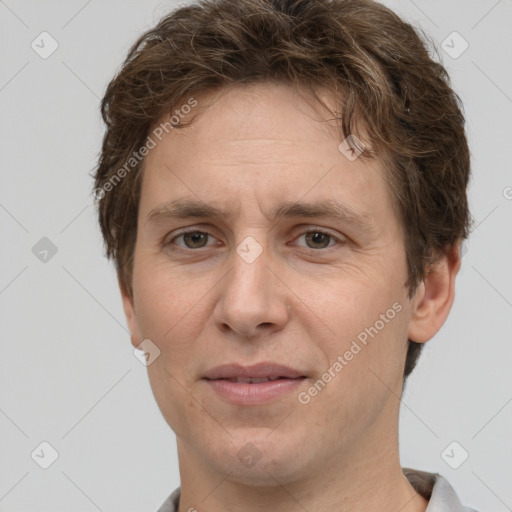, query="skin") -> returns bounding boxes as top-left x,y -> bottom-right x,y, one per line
120,83 -> 461,512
